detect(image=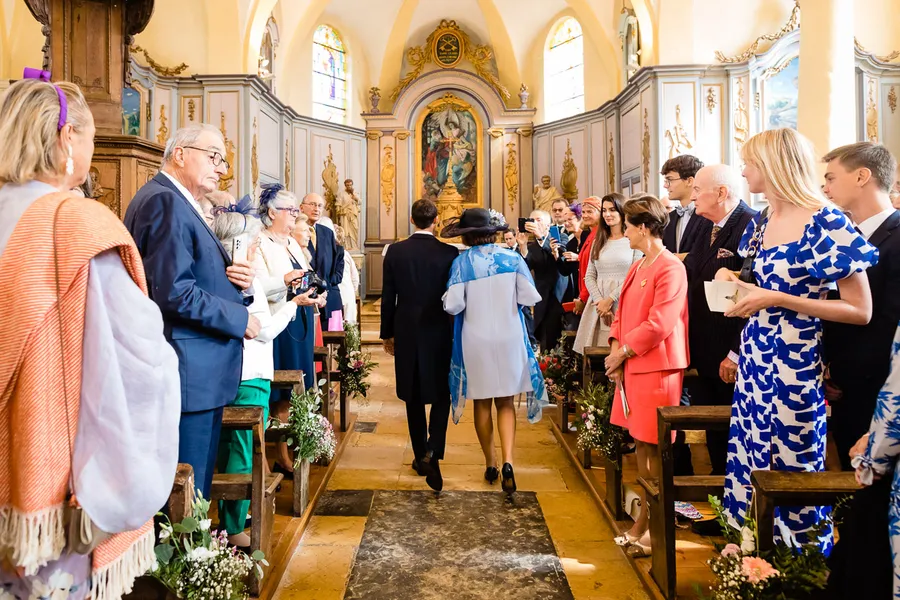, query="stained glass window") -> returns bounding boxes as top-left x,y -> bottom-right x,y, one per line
313,25 -> 347,123
545,17 -> 585,121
